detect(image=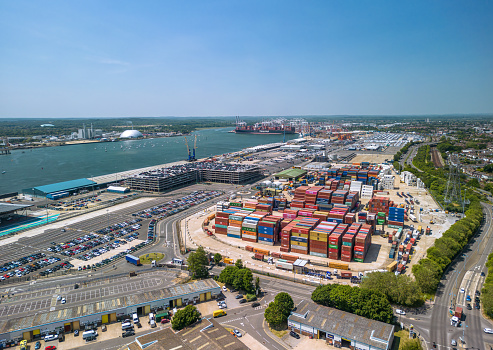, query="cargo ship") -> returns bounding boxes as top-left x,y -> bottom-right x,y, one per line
234,117 -> 296,134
